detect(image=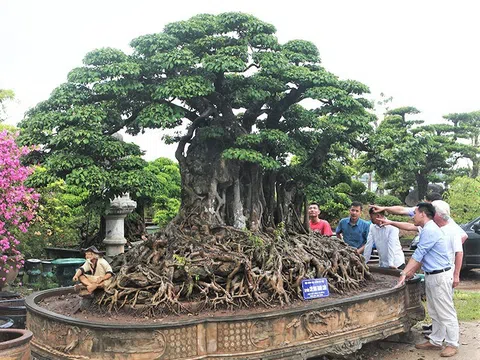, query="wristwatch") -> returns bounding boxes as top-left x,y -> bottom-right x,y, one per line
400,271 -> 406,277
